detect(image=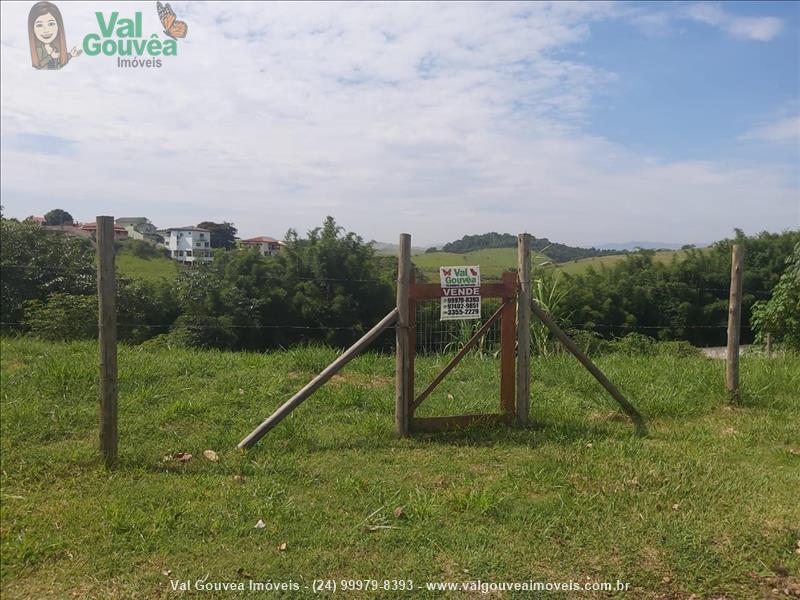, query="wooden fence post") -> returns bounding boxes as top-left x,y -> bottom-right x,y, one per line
726,244 -> 745,398
516,233 -> 531,426
530,301 -> 648,436
238,309 -> 399,448
395,234 -> 411,437
96,216 -> 118,466
500,272 -> 517,419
